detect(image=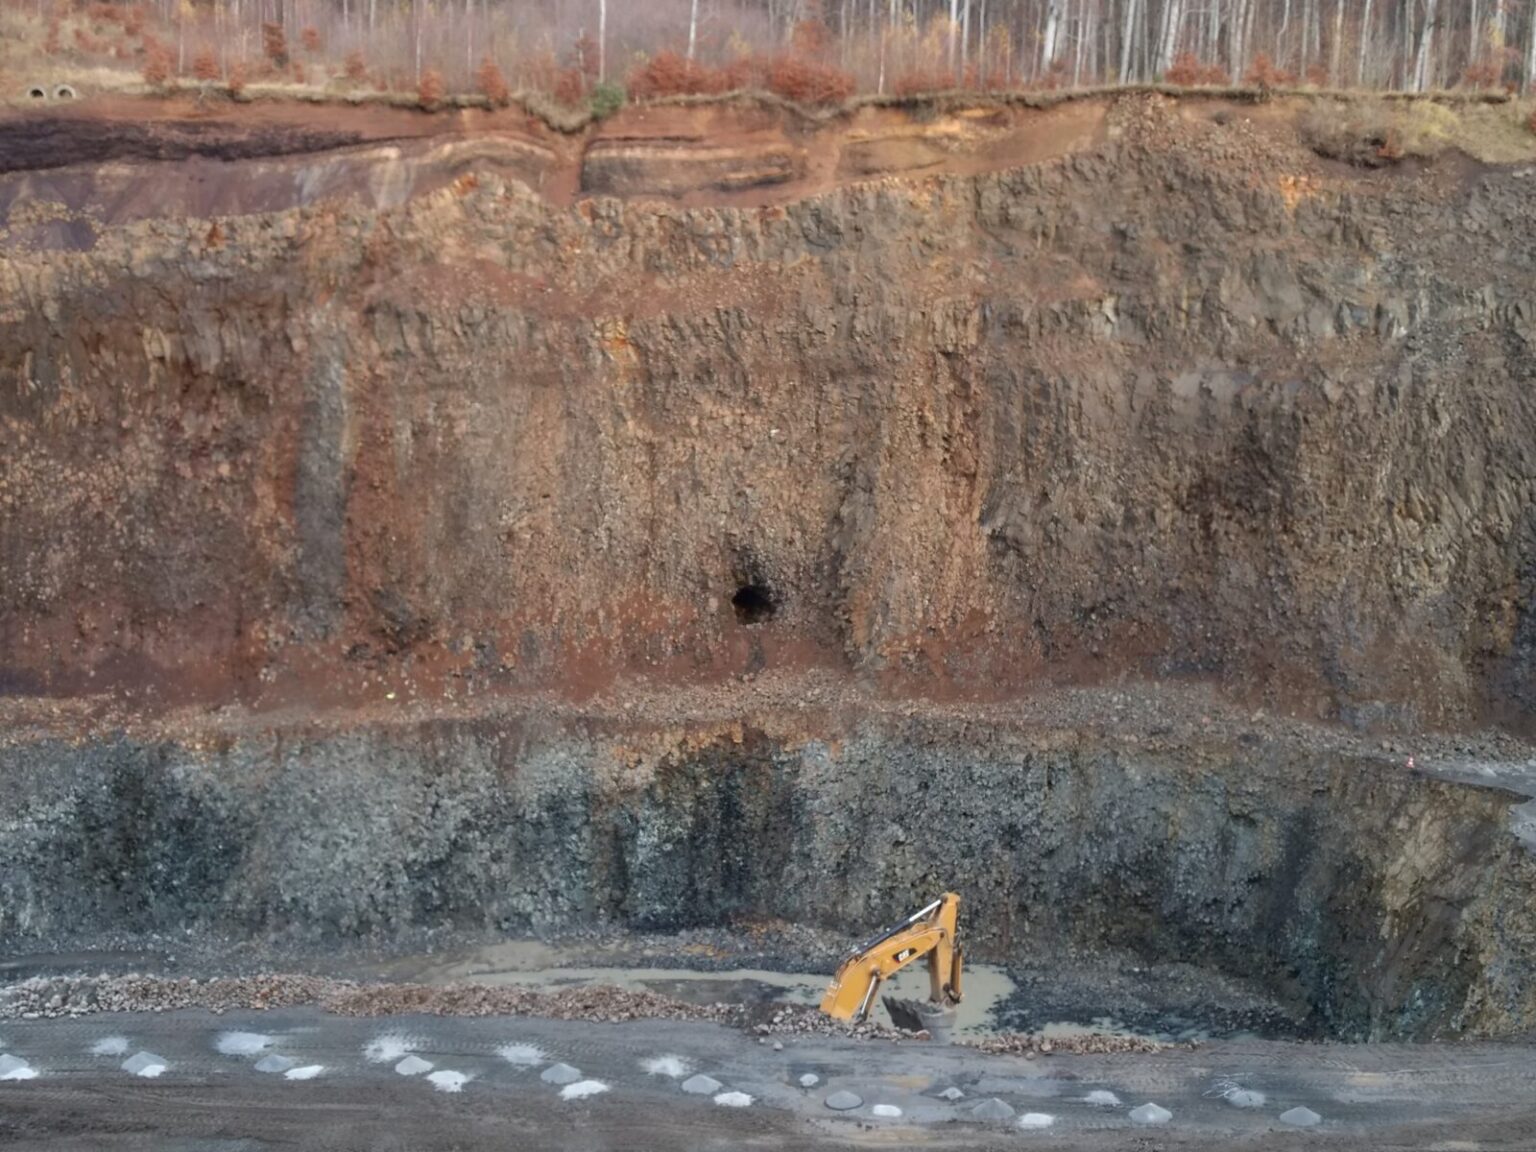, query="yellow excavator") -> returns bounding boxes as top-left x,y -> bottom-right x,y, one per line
819,892 -> 963,1034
